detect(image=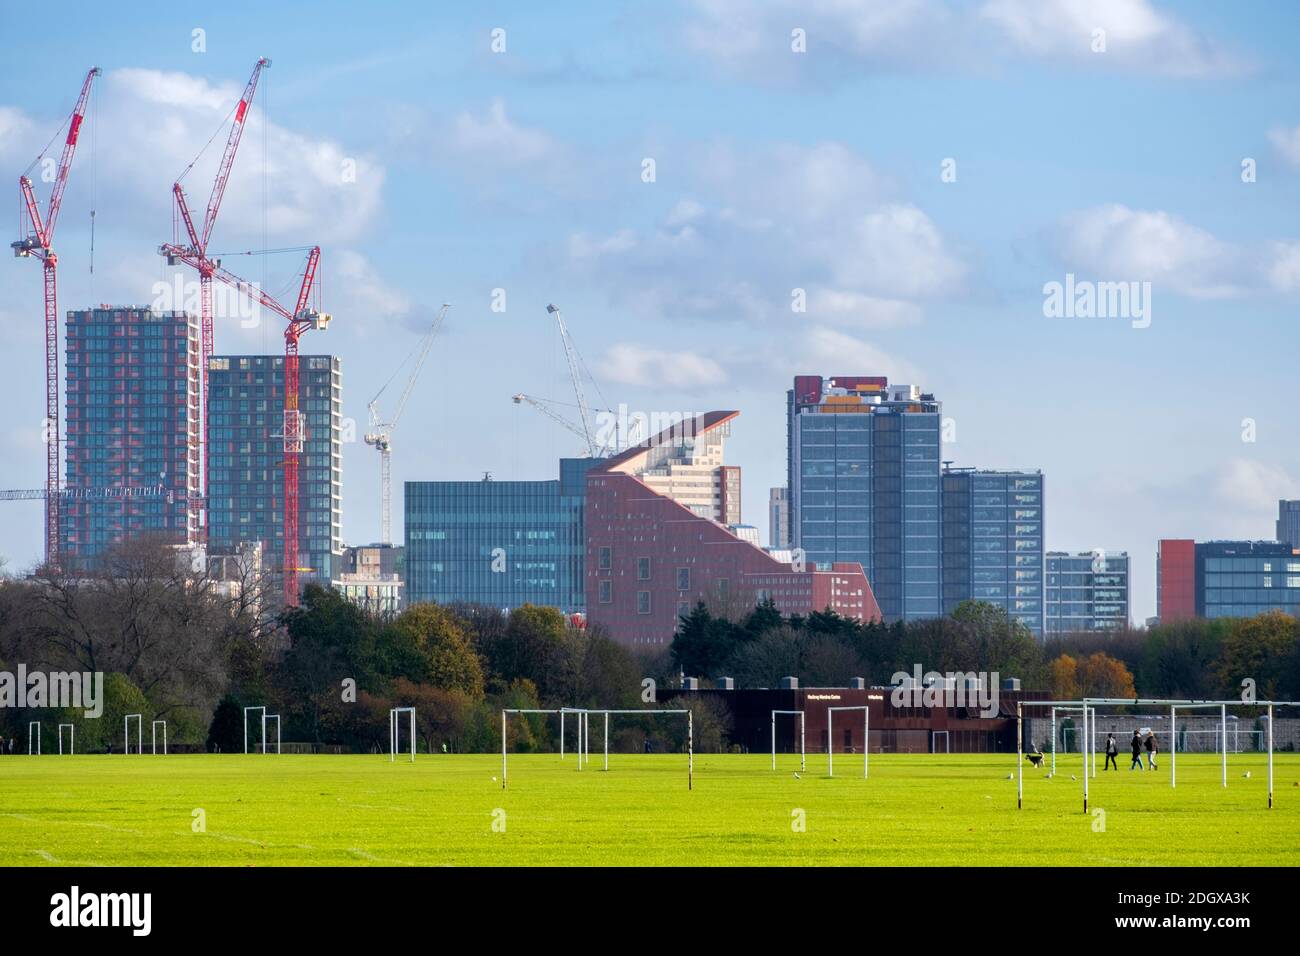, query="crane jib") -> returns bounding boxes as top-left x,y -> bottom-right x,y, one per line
235,100 -> 248,124
67,114 -> 83,145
